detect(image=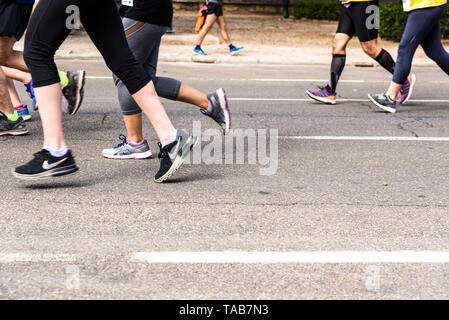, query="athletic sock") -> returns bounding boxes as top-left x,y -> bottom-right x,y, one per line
229,44 -> 236,50
195,45 -> 201,50
127,138 -> 144,146
5,110 -> 19,122
329,54 -> 346,93
43,146 -> 69,158
14,104 -> 24,110
375,49 -> 396,74
59,71 -> 69,90
161,129 -> 178,148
